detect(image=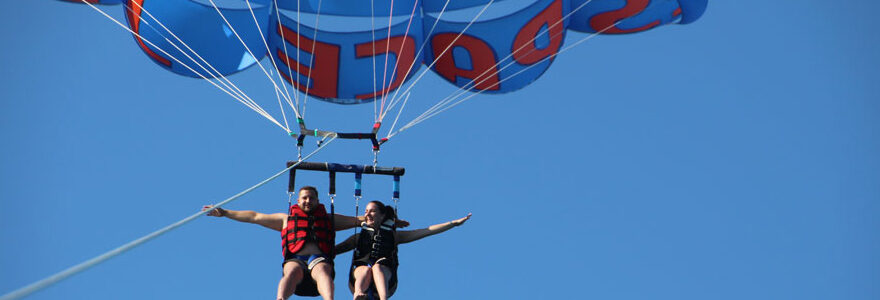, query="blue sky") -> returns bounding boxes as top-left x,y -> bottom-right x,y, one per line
1,1 -> 878,299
